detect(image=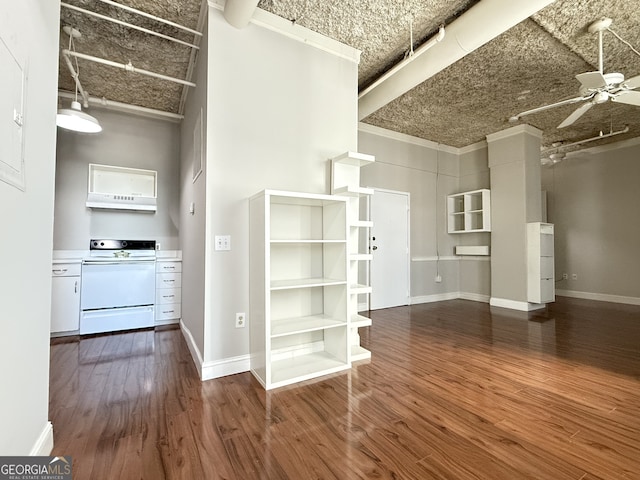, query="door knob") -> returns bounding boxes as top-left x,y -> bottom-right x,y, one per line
372,246 -> 378,250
